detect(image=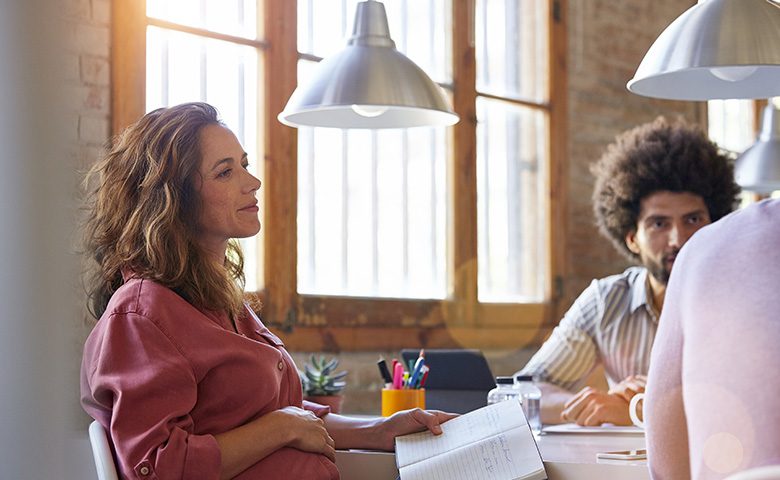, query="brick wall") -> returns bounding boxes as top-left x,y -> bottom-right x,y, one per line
560,0 -> 700,318
65,0 -> 111,427
64,0 -> 111,171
